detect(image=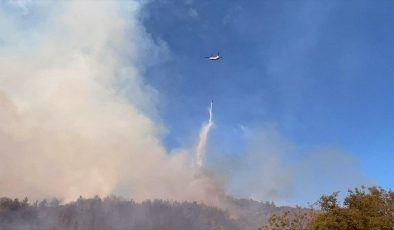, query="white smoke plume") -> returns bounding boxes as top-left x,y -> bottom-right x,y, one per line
0,0 -> 225,206
217,125 -> 372,206
195,100 -> 214,167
